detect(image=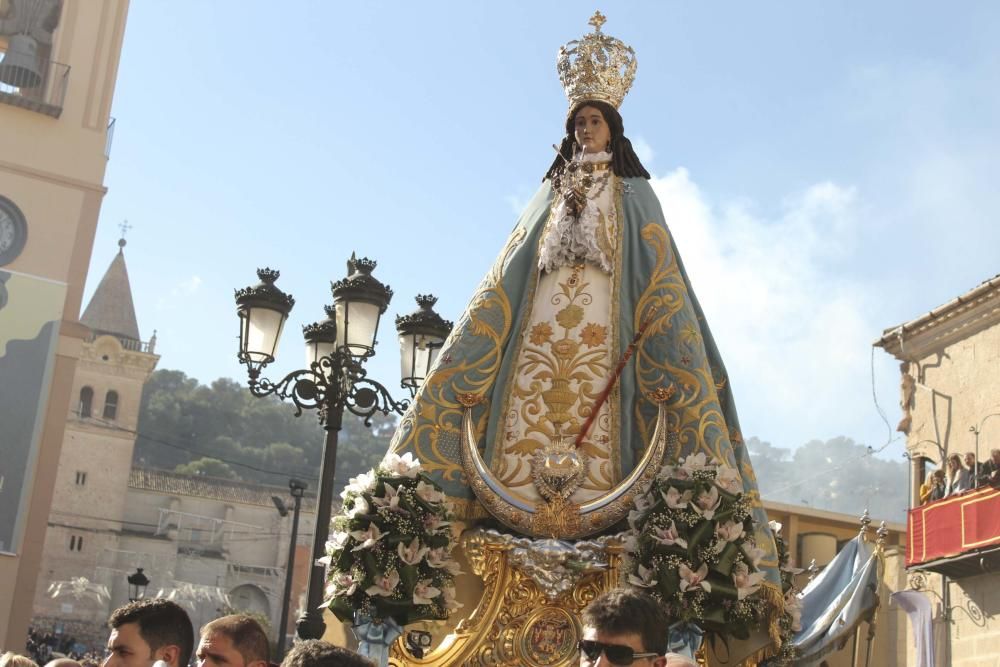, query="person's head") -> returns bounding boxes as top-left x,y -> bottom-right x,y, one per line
992,449 -> 1000,465
1,653 -> 39,667
545,100 -> 650,180
932,469 -> 945,483
45,660 -> 81,667
196,615 -> 269,667
104,599 -> 194,667
947,454 -> 961,471
279,641 -> 372,667
579,588 -> 668,666
963,452 -> 976,468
